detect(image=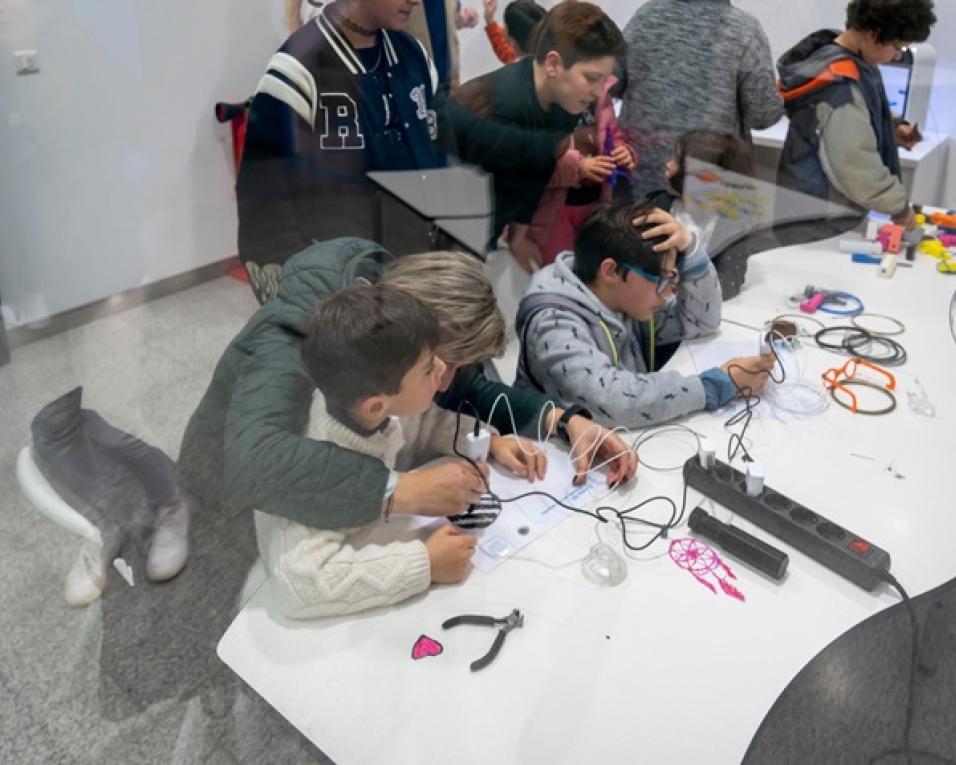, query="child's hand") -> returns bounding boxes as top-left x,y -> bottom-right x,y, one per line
893,205 -> 917,231
456,6 -> 481,29
896,123 -> 921,150
611,145 -> 635,171
508,227 -> 543,274
632,208 -> 693,253
580,155 -> 616,184
720,354 -> 776,395
482,0 -> 497,24
426,525 -> 477,583
489,435 -> 547,482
